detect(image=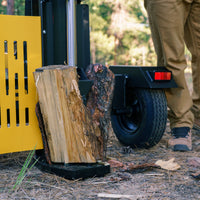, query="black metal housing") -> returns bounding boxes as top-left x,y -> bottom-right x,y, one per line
76,4 -> 91,71
25,0 -> 91,69
110,65 -> 177,110
25,0 -> 93,100
110,65 -> 177,89
111,74 -> 127,110
25,0 -> 39,16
